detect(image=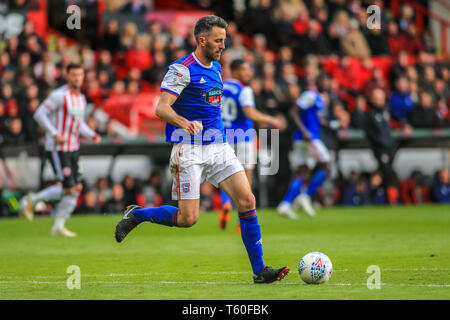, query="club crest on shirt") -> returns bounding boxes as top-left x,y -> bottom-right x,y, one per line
203,86 -> 222,106
182,183 -> 190,193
